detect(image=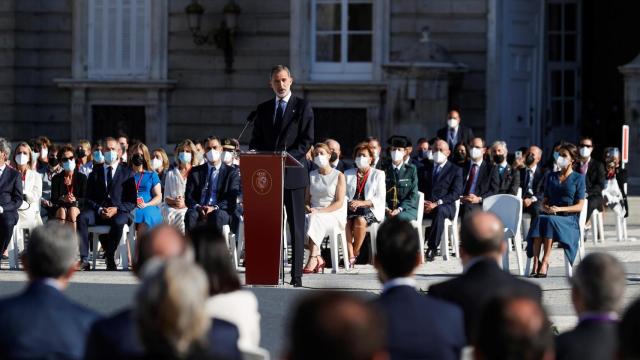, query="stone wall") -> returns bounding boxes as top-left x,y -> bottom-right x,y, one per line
0,0 -> 15,139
